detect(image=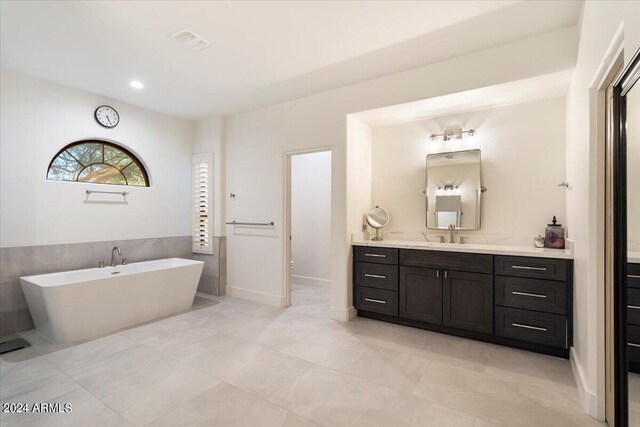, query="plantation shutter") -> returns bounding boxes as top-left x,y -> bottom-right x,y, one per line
192,153 -> 213,254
